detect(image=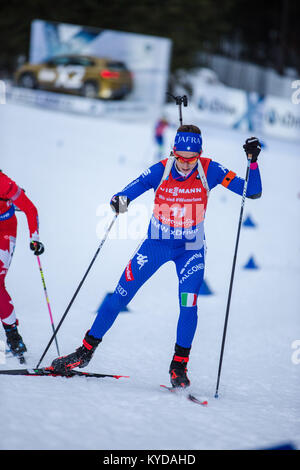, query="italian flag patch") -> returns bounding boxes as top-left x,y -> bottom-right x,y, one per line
181,293 -> 197,307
